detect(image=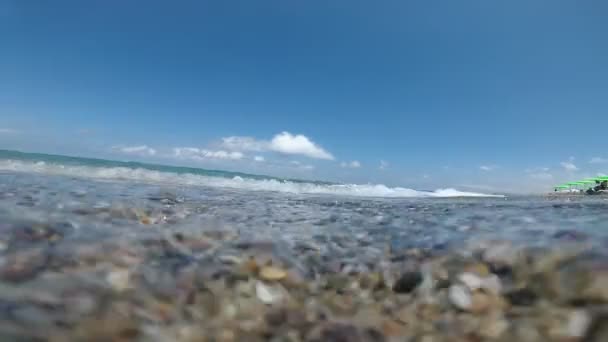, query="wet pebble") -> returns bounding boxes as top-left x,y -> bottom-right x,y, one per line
392,271 -> 422,293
